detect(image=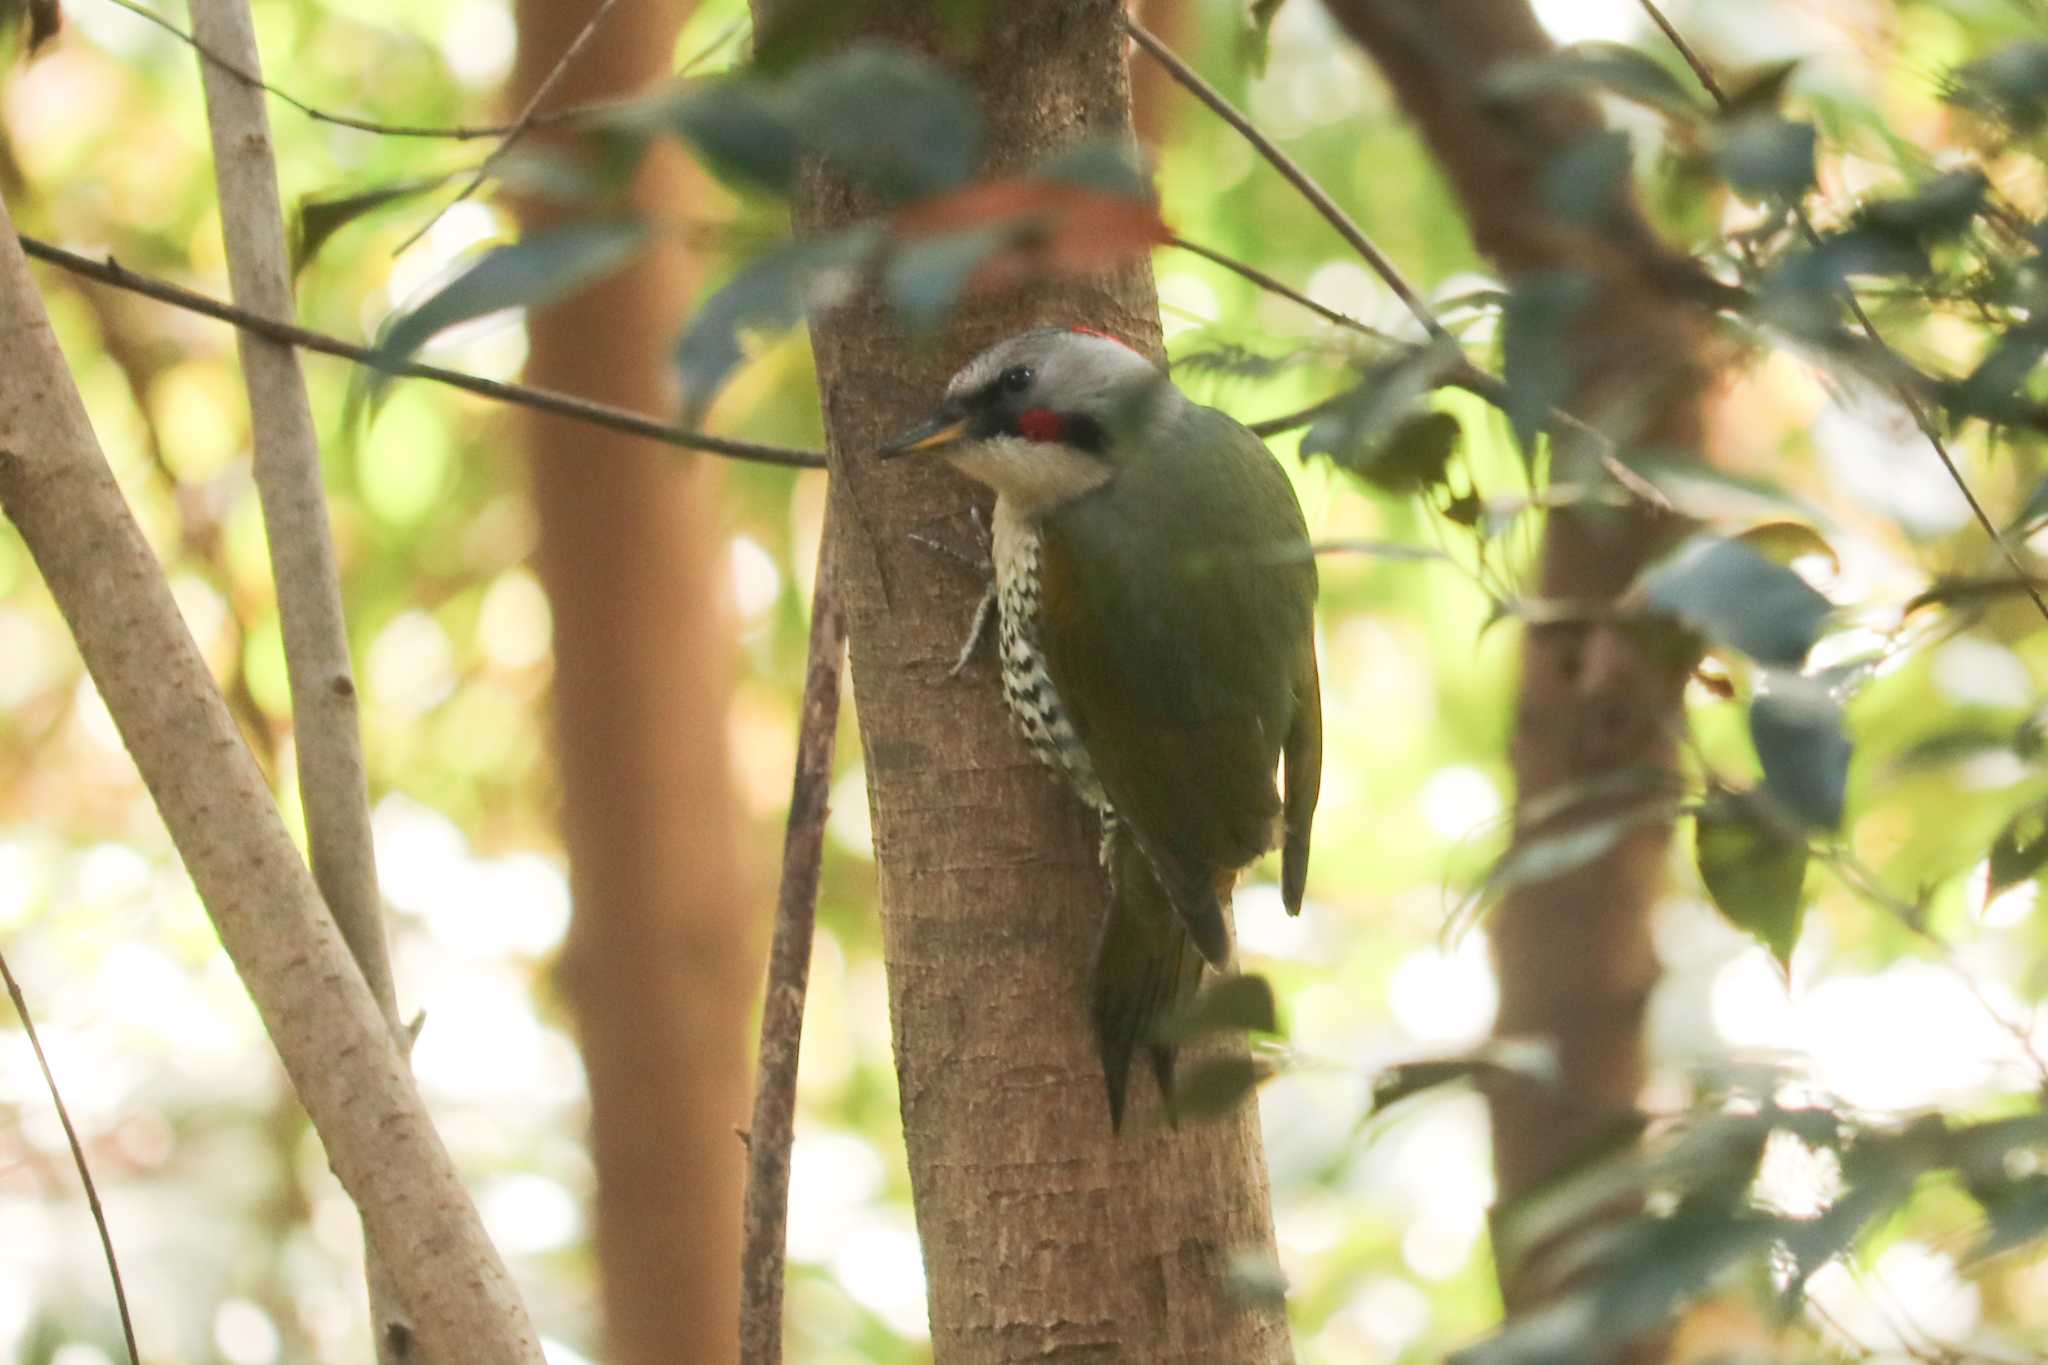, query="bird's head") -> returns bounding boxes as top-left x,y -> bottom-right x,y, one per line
878,327 -> 1166,513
